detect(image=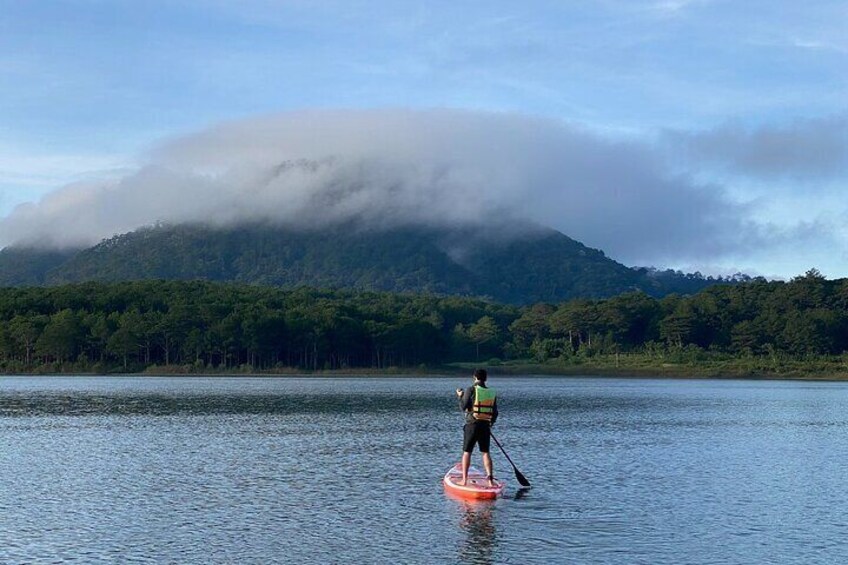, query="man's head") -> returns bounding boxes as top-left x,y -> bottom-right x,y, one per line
473,368 -> 487,383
